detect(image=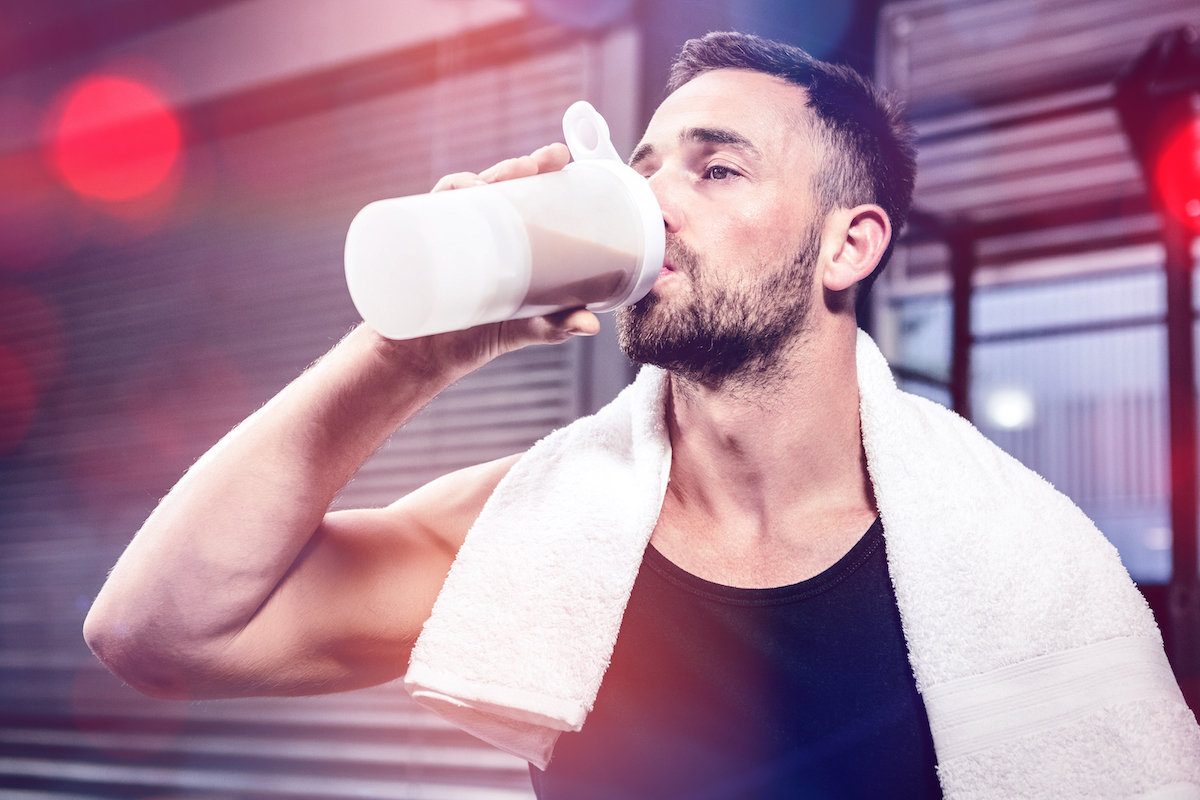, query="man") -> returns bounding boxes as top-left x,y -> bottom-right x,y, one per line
85,32 -> 1196,799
